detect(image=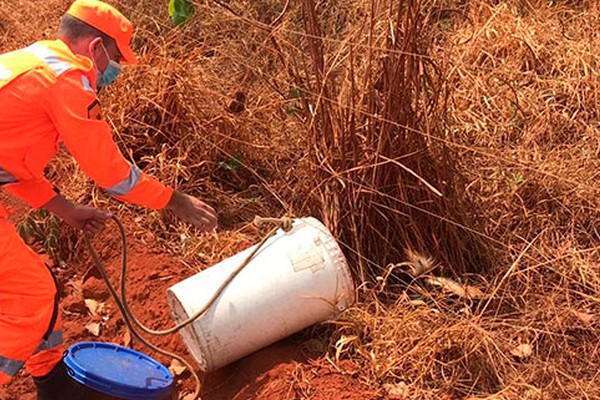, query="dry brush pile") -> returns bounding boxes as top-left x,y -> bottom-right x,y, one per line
2,0 -> 600,399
